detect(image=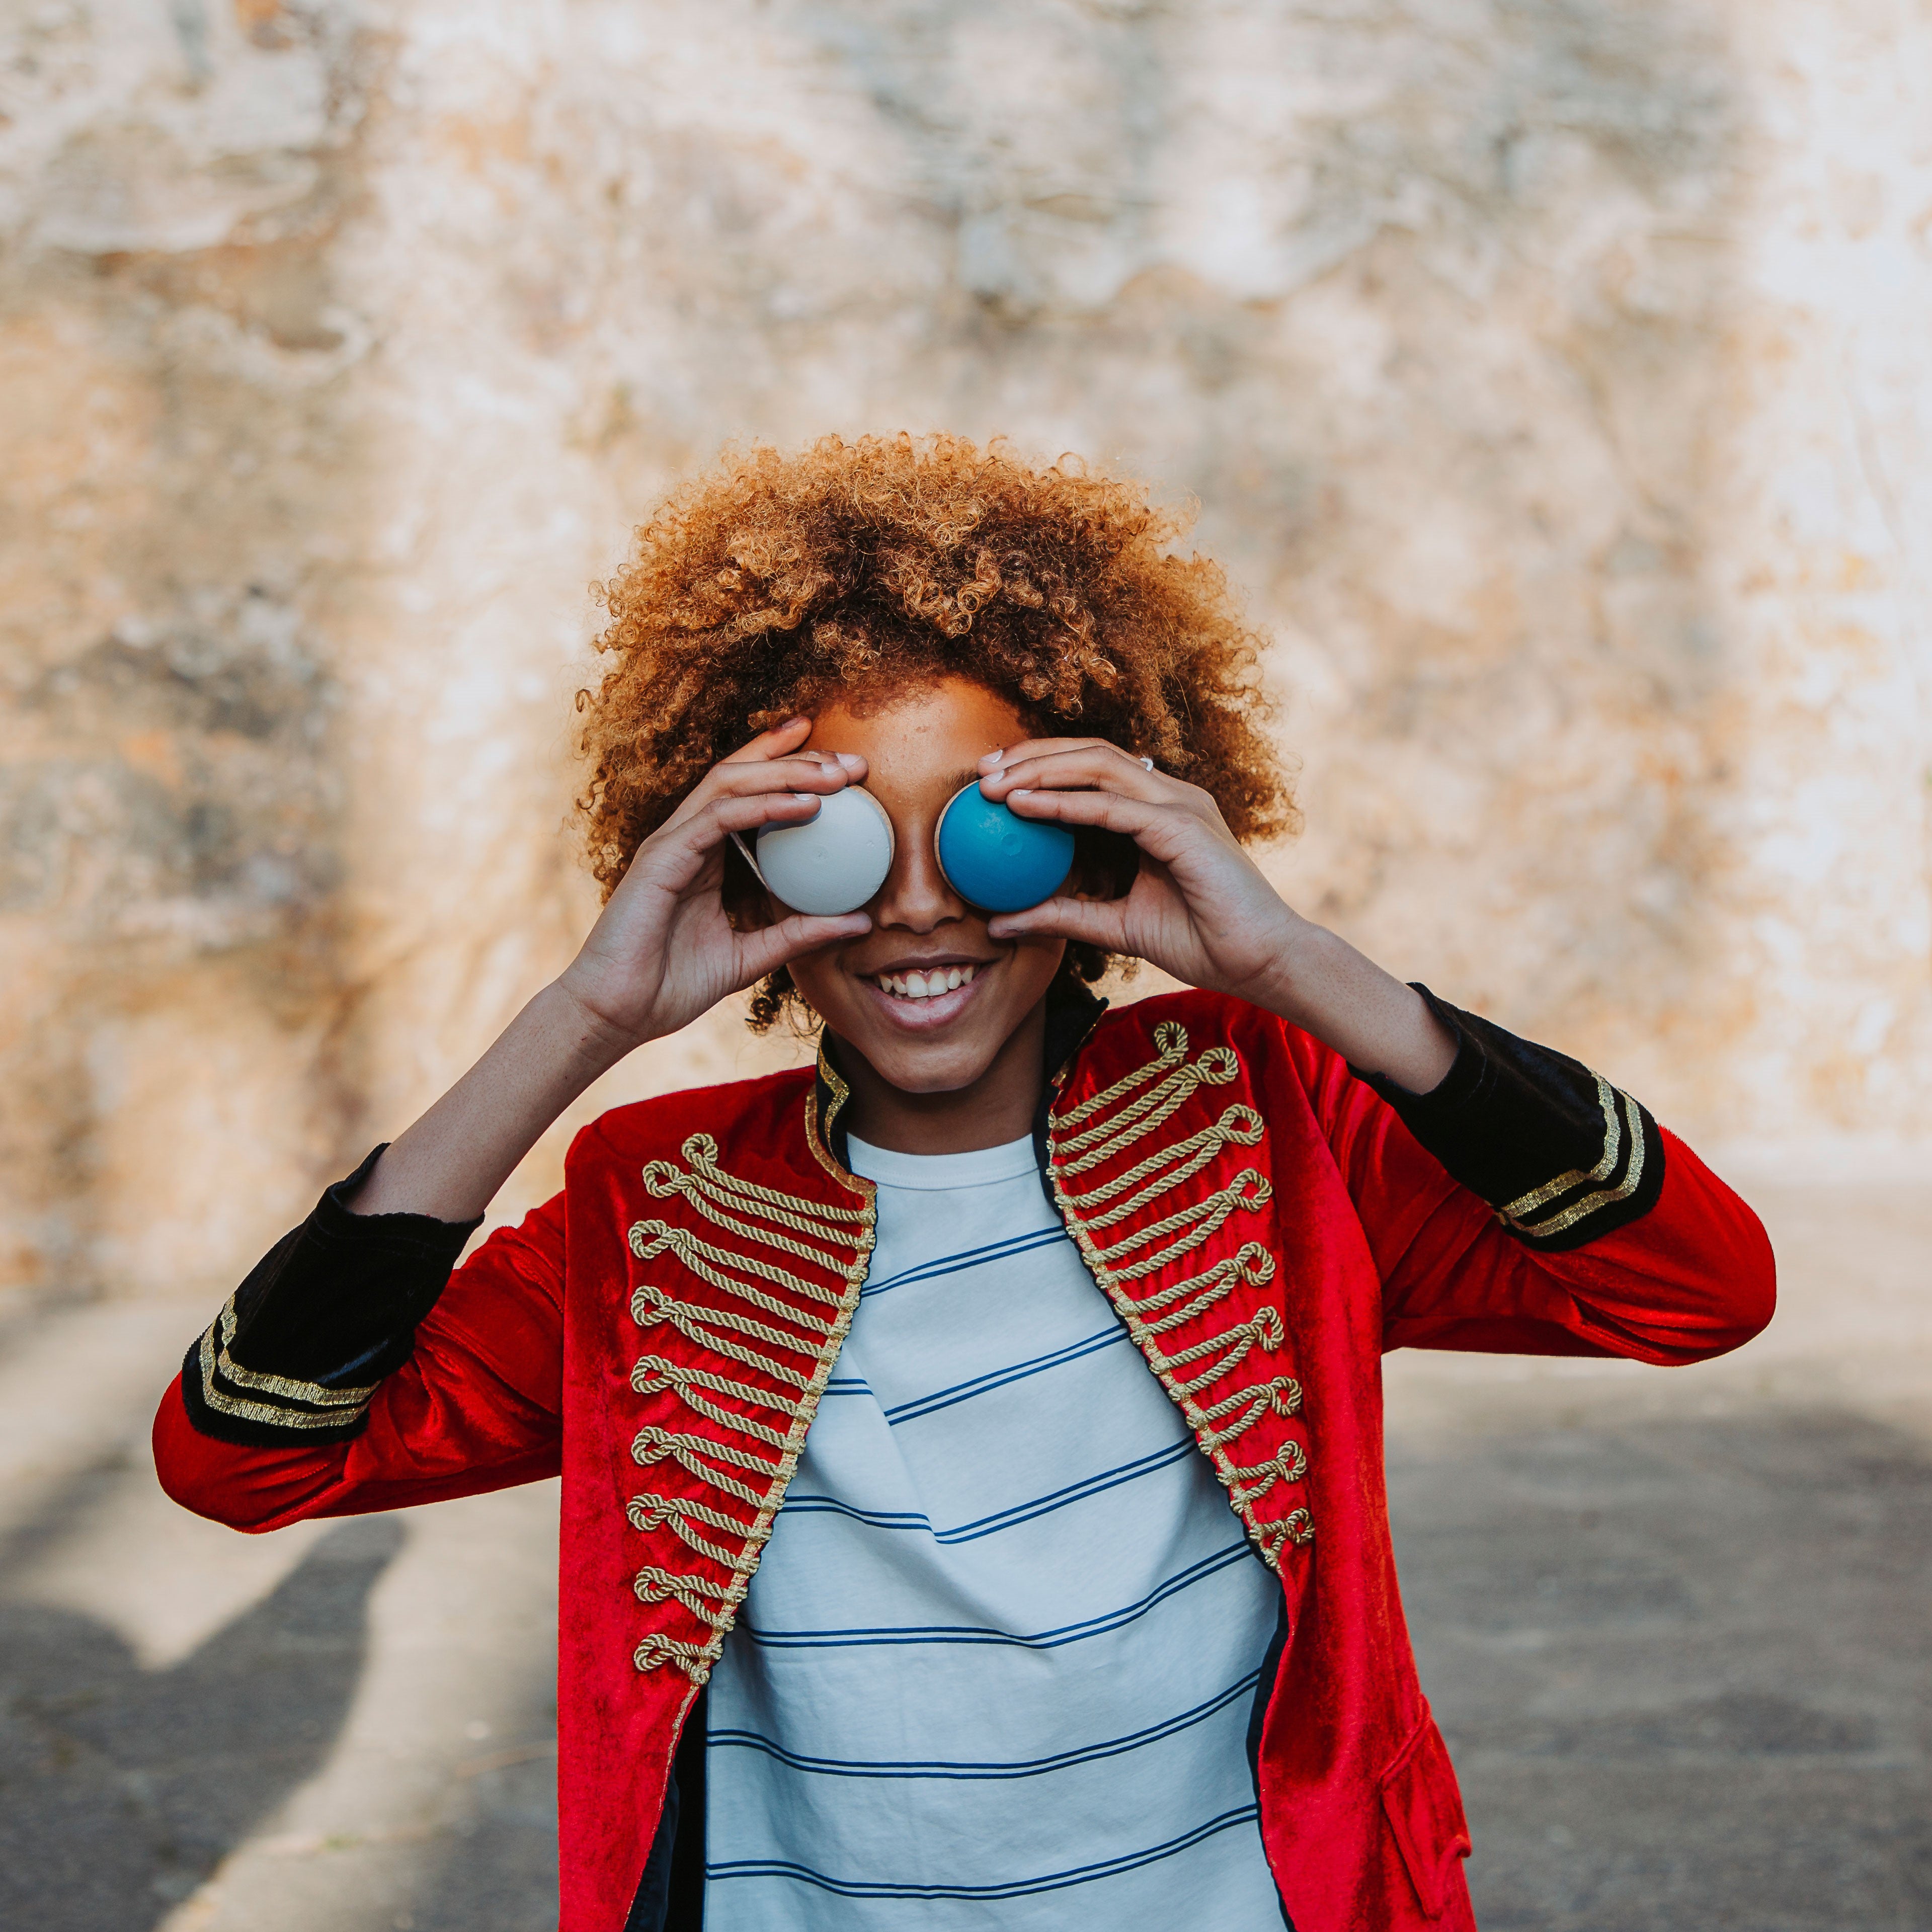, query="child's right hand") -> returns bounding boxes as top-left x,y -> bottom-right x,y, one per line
553,717 -> 871,1054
